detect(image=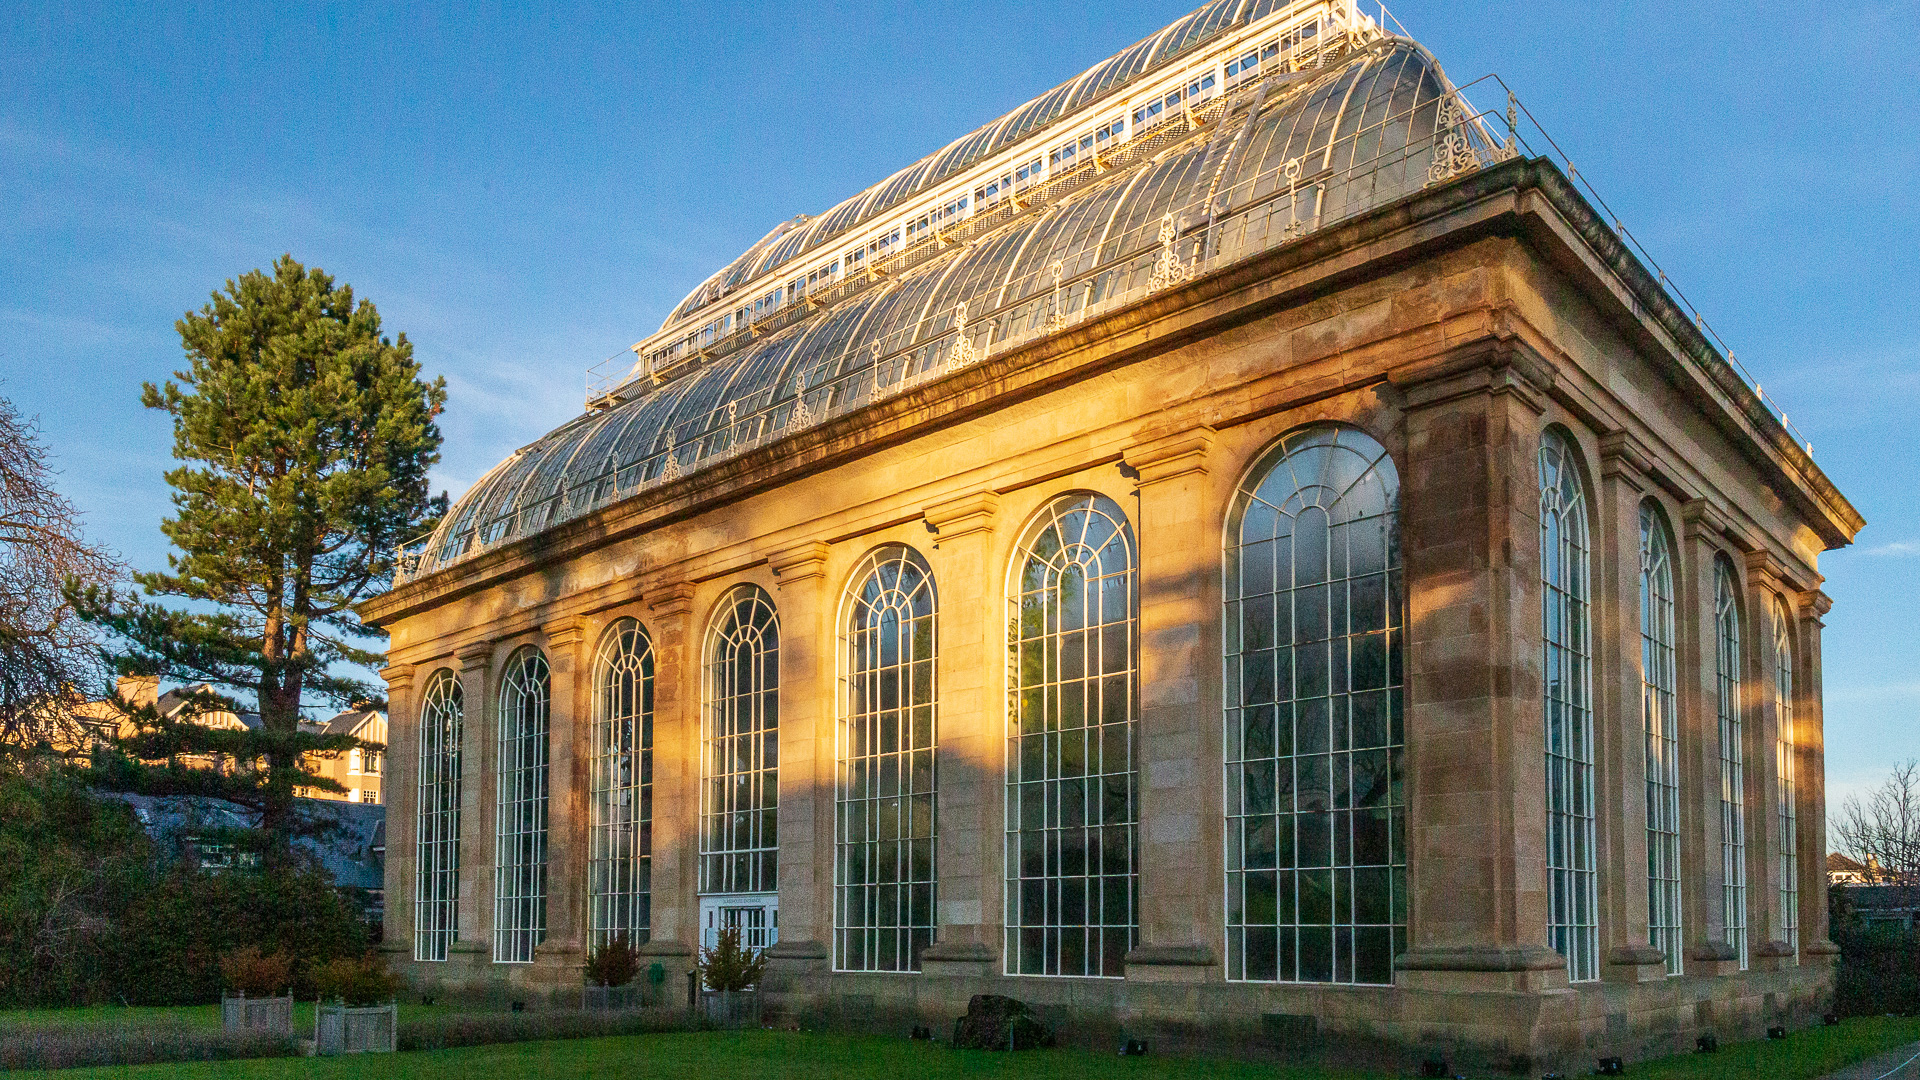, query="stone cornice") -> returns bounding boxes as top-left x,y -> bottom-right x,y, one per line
1122,425 -> 1215,486
1800,588 -> 1833,623
378,663 -> 416,687
924,491 -> 999,539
